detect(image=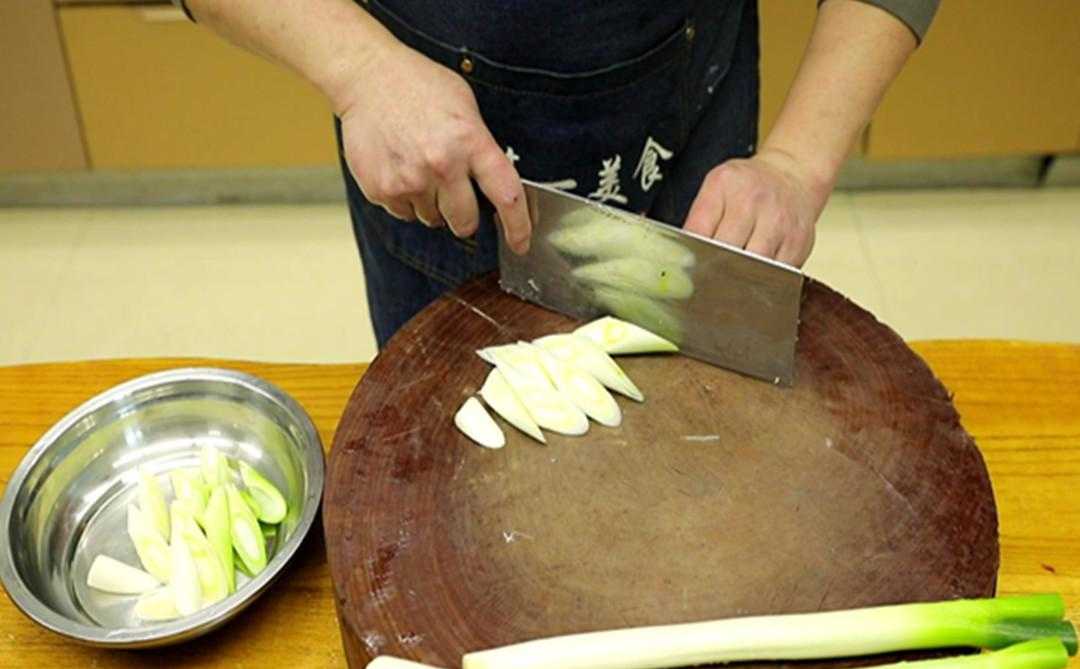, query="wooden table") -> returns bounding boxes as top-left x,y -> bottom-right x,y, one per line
1,343 -> 1078,668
